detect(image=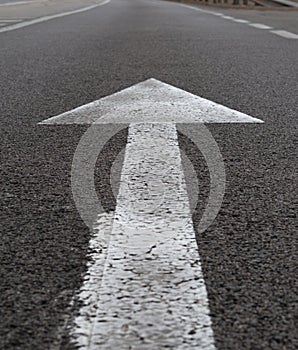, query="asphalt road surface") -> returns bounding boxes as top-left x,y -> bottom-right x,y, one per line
0,0 -> 297,349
